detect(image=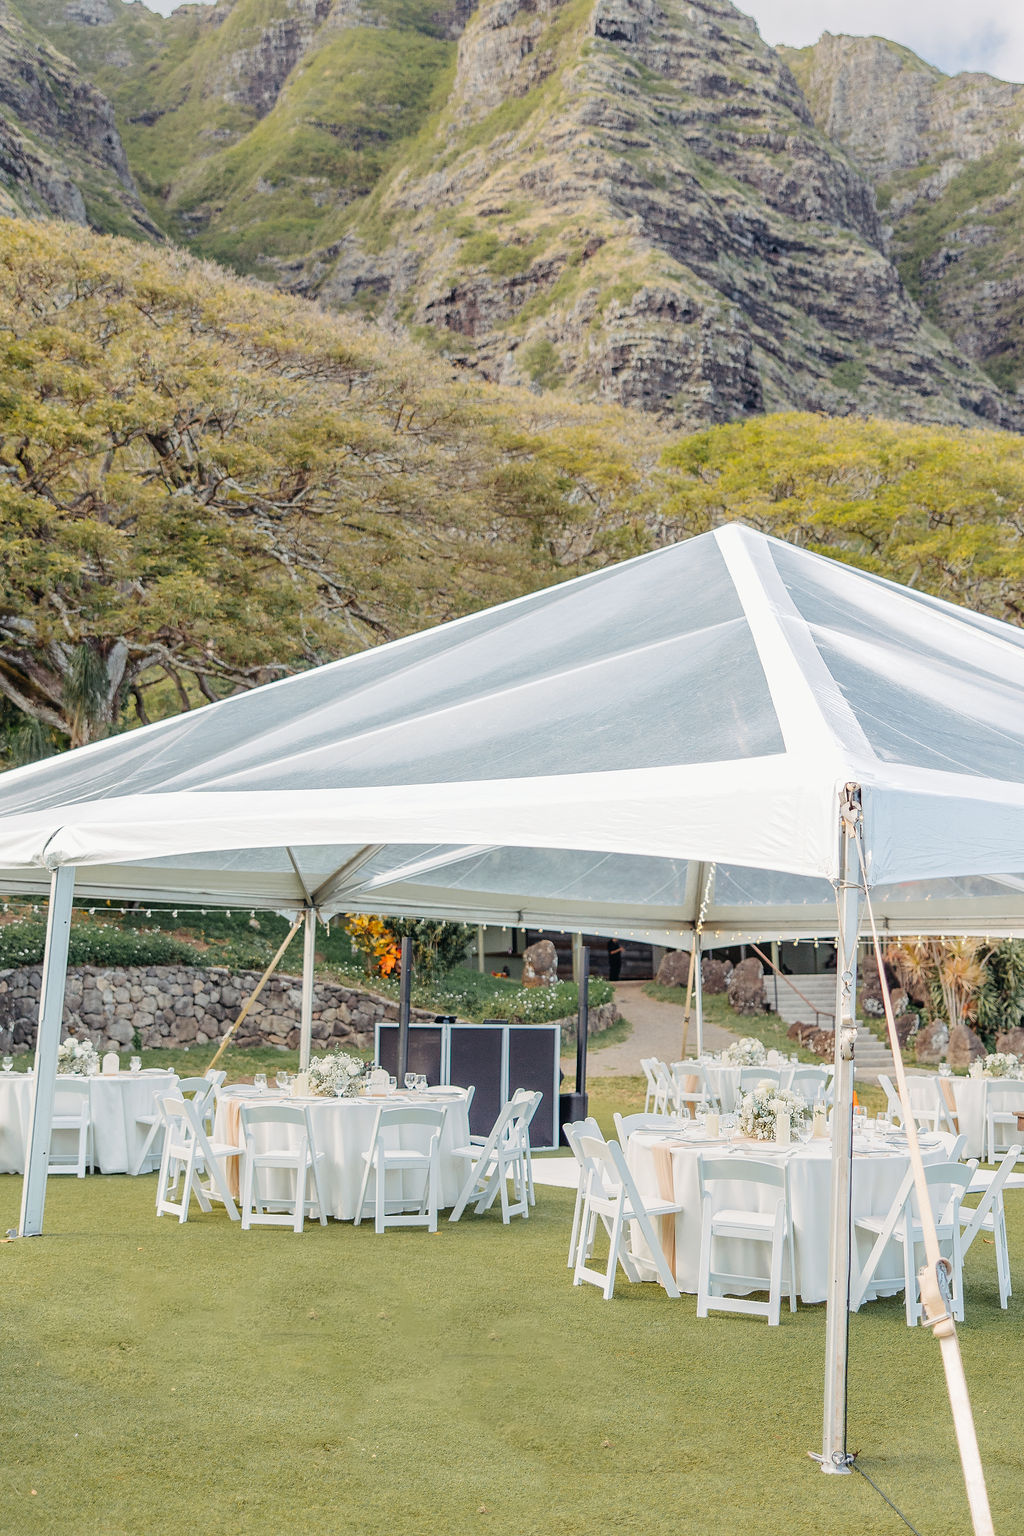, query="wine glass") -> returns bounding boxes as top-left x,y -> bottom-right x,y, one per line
416,1073 -> 428,1092
275,1070 -> 289,1092
129,1056 -> 142,1074
388,1075 -> 397,1093
404,1072 -> 417,1092
254,1073 -> 268,1093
